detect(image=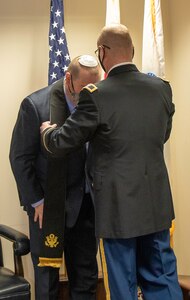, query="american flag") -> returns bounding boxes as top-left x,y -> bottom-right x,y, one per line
48,0 -> 70,85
